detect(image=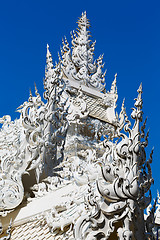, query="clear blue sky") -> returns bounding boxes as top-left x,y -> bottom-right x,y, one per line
0,0 -> 159,198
